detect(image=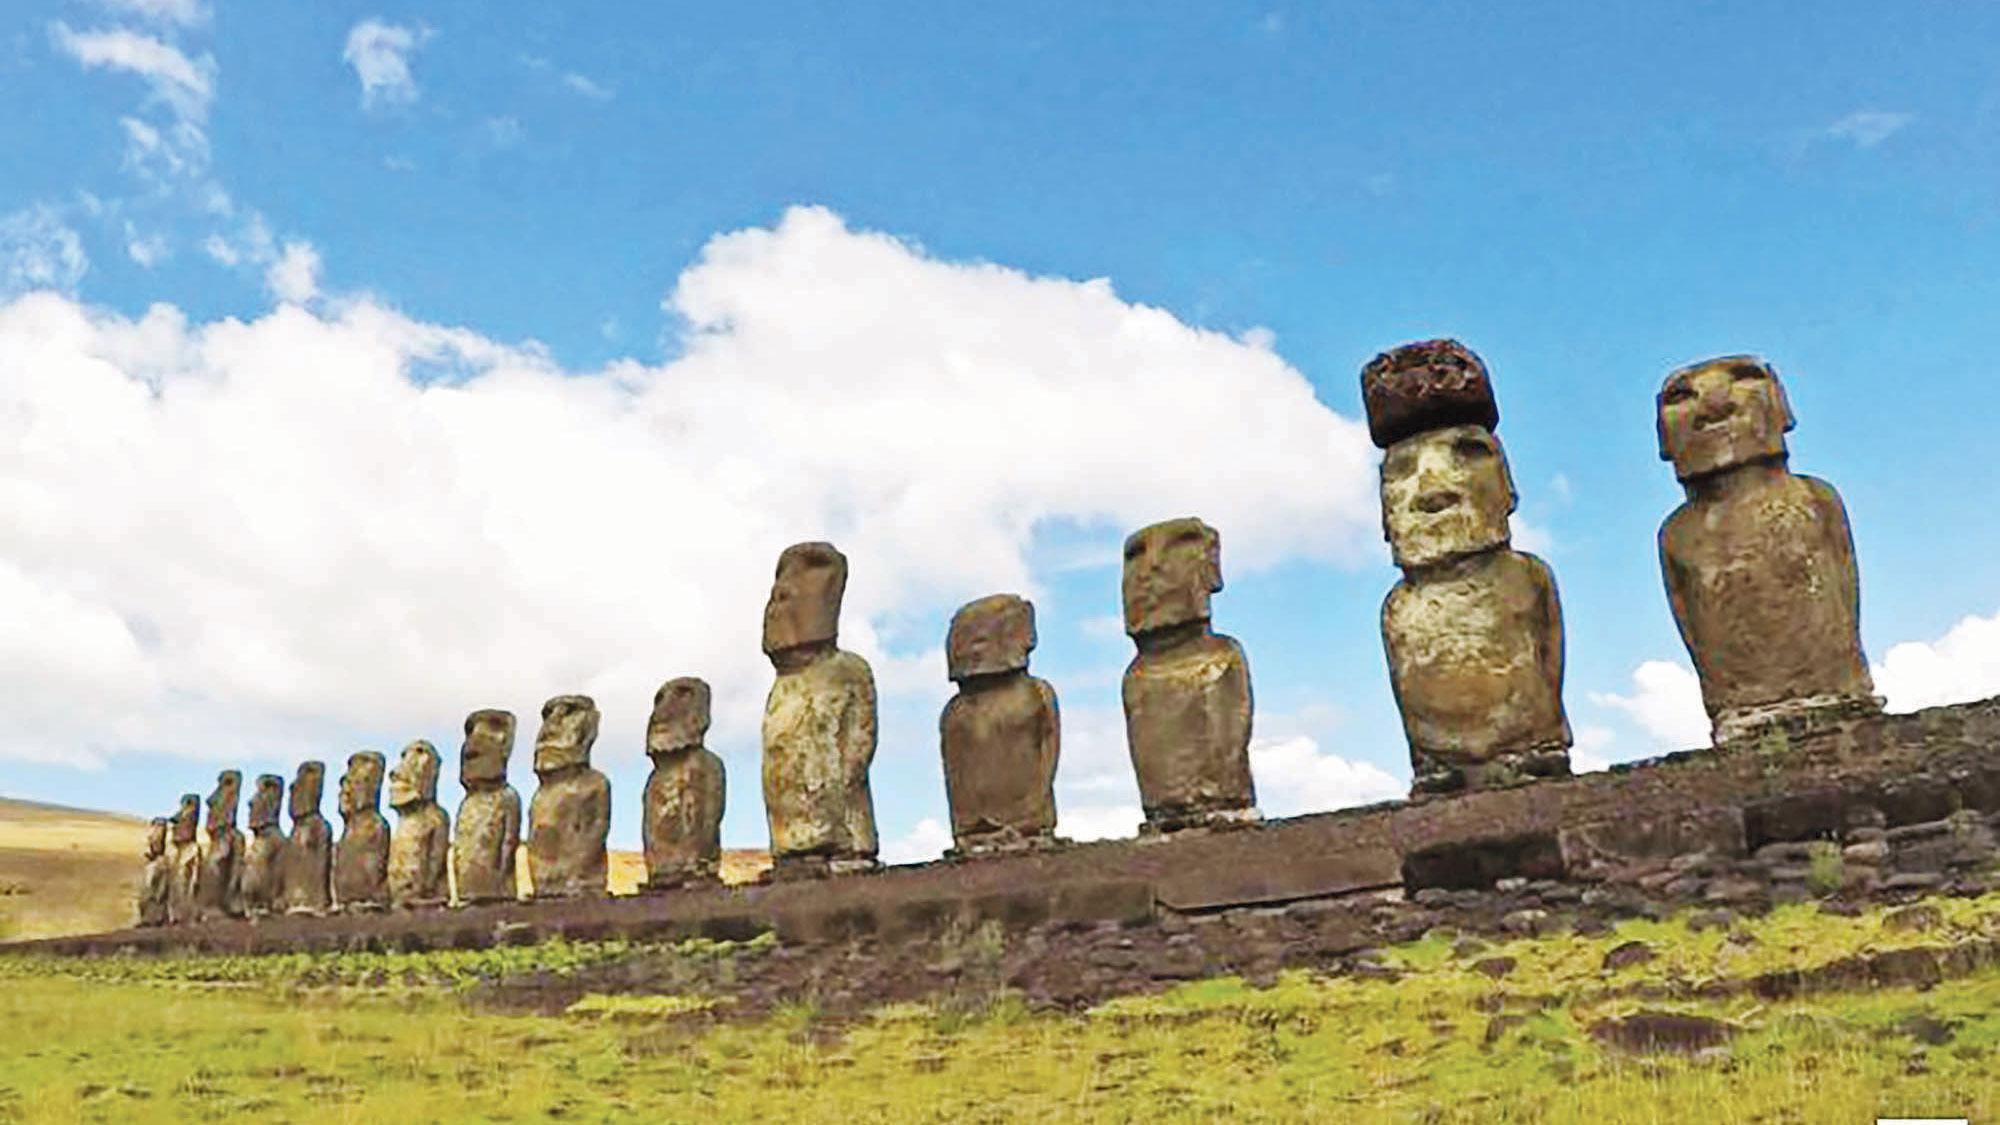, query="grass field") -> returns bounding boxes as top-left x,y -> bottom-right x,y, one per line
2,894 -> 1995,1121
